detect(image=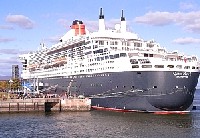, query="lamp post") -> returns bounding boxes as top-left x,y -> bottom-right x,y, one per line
9,79 -> 13,93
